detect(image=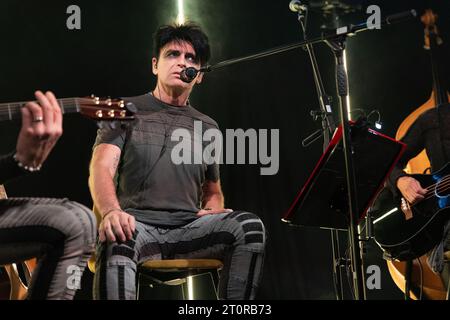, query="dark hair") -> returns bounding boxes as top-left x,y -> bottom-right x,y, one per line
152,23 -> 211,66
